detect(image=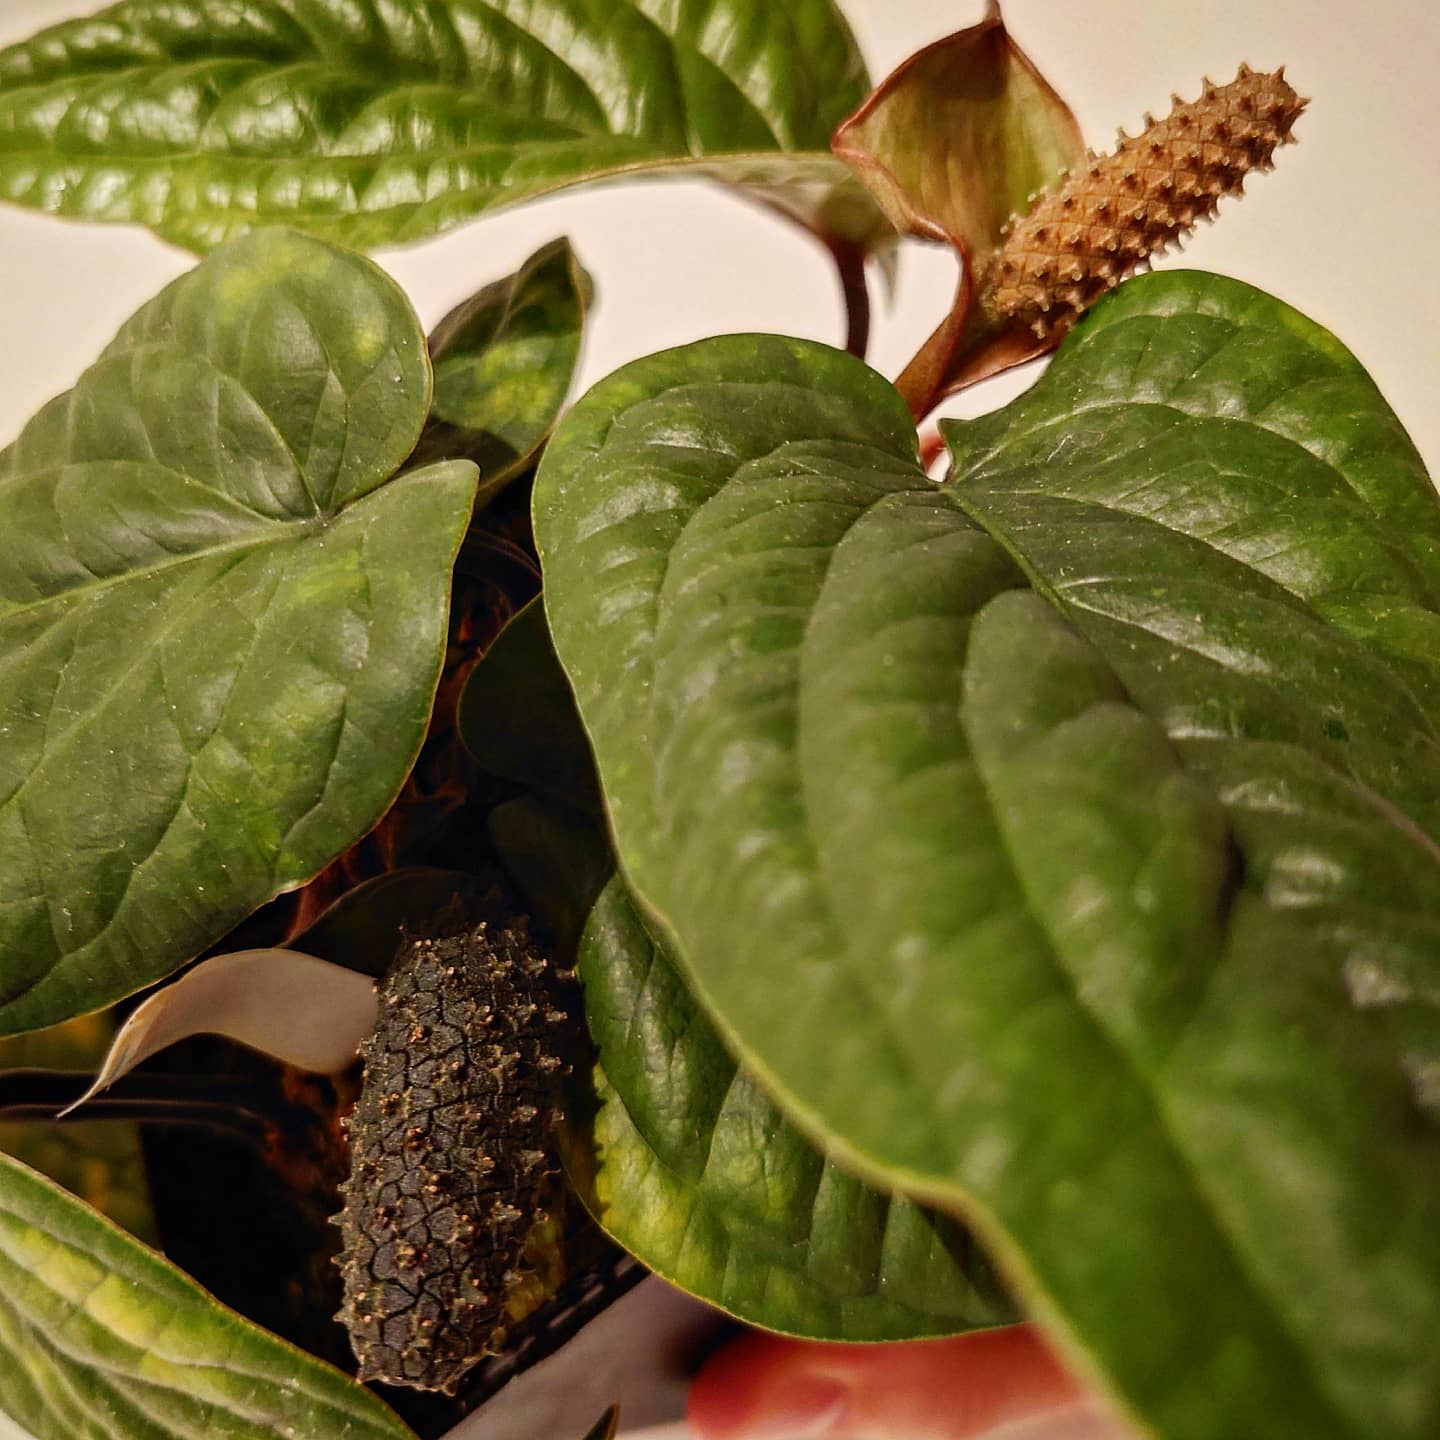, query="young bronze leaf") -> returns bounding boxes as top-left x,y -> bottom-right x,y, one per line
0,229 -> 478,1036
0,0 -> 889,257
833,4 -> 1084,414
574,878 -> 1015,1341
533,309 -> 1440,1438
0,1153 -> 418,1440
